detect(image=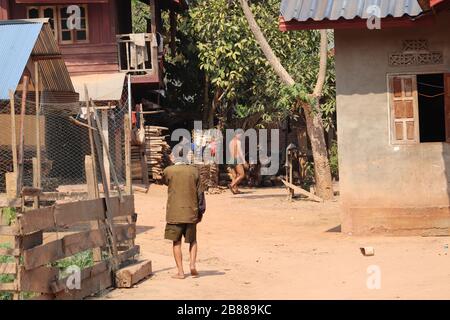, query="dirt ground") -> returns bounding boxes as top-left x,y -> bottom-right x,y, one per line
103,185 -> 450,300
